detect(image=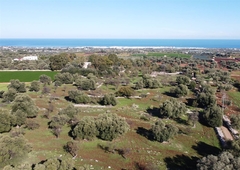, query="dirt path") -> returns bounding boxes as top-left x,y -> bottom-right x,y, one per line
221,126 -> 234,141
